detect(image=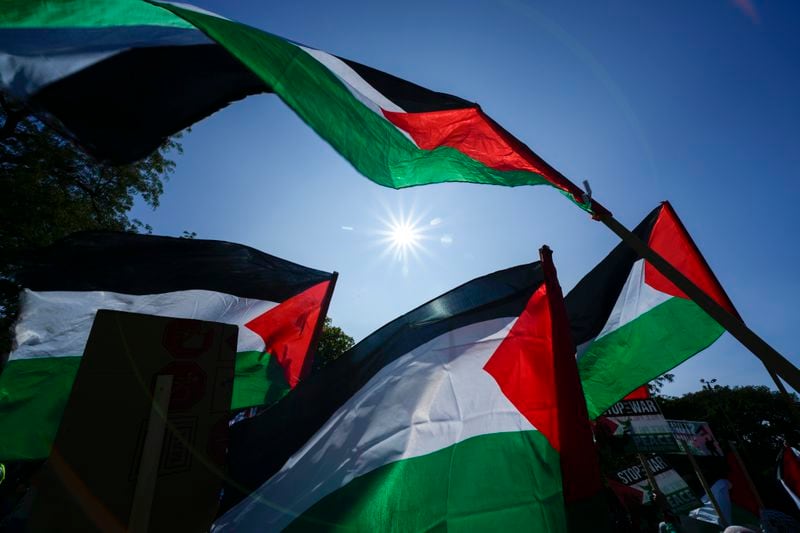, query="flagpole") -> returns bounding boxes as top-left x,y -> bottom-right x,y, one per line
304,272 -> 339,374
766,367 -> 790,396
590,202 -> 800,395
679,440 -> 729,529
636,453 -> 668,516
539,246 -> 609,532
